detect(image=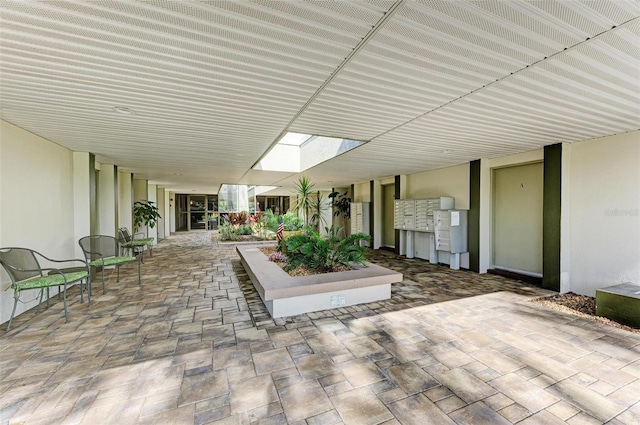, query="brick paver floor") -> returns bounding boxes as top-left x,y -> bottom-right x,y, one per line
1,231 -> 639,424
